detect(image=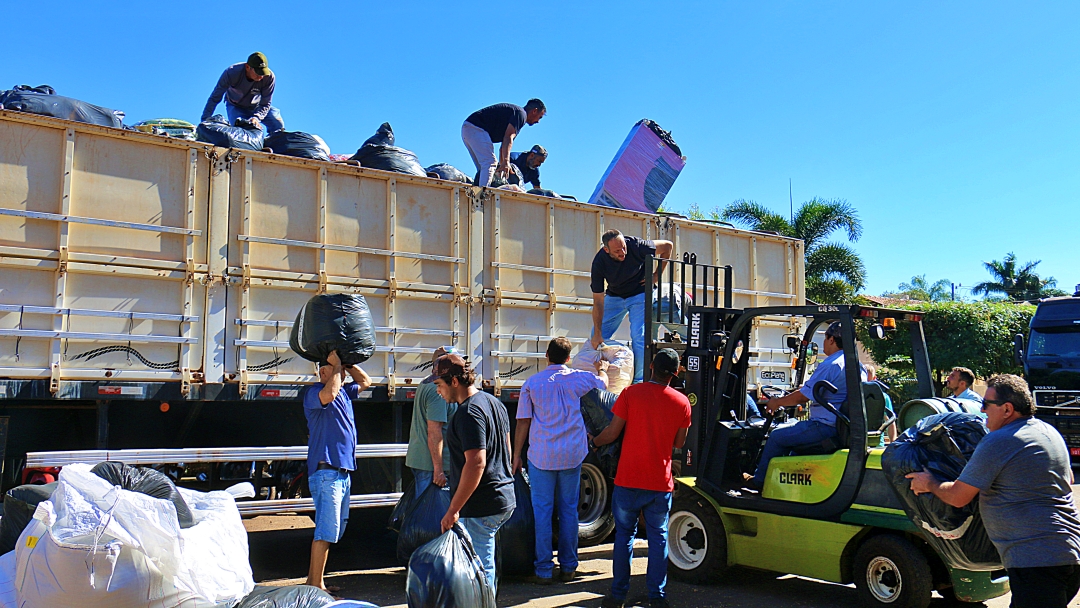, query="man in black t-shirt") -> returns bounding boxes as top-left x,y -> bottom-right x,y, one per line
462,99 -> 546,187
590,229 -> 673,383
434,353 -> 515,593
509,145 -> 547,189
